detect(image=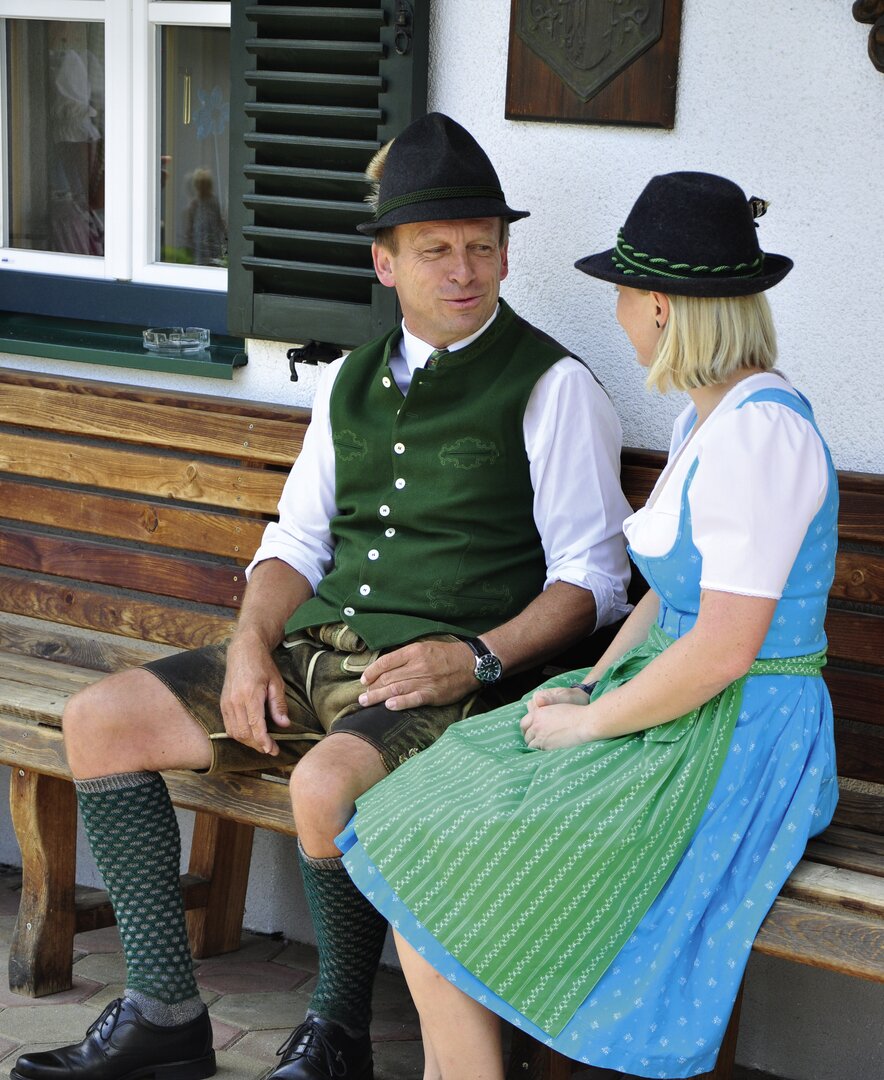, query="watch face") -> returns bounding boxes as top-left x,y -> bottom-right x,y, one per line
475,653 -> 503,683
